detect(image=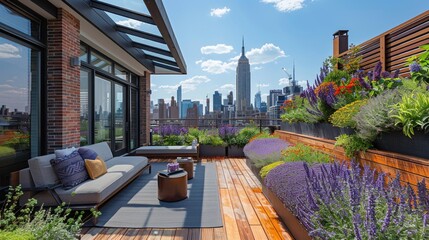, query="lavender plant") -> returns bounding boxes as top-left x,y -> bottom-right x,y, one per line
299,161 -> 429,239
243,138 -> 289,167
